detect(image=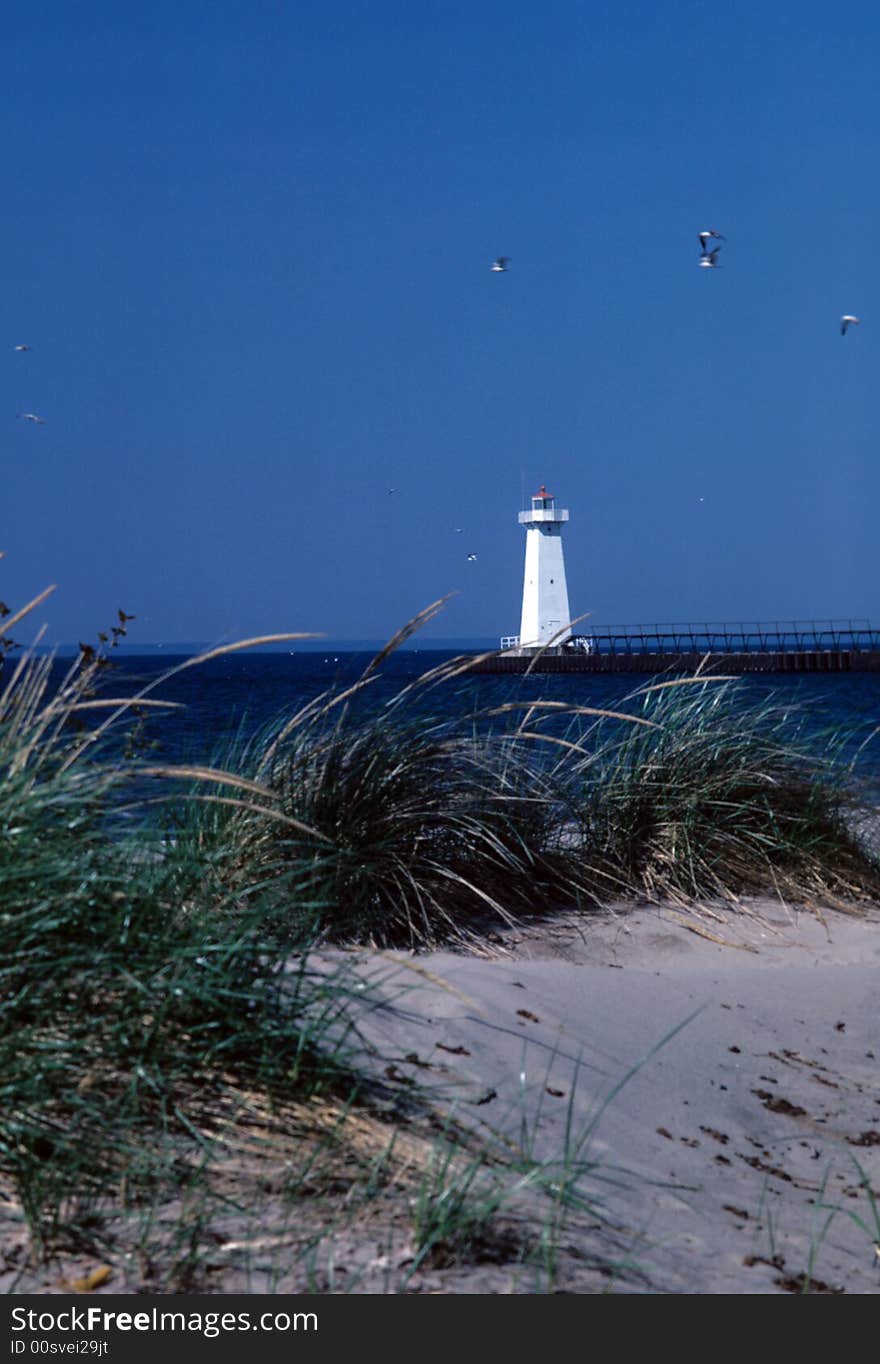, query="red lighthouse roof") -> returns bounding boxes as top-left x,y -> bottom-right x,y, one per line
533,484 -> 554,499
